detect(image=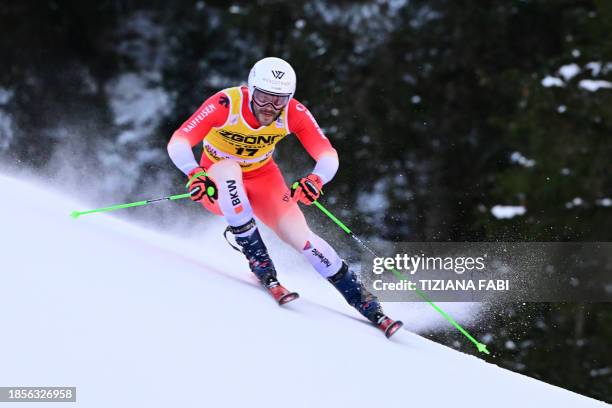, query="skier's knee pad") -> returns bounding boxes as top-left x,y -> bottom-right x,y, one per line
208,159 -> 242,180
301,232 -> 343,278
208,160 -> 253,227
